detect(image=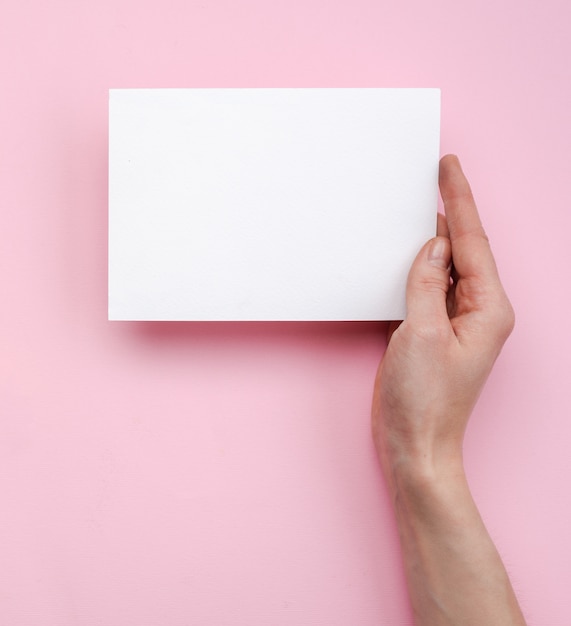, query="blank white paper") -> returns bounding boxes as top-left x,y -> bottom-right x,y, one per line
108,88 -> 440,321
